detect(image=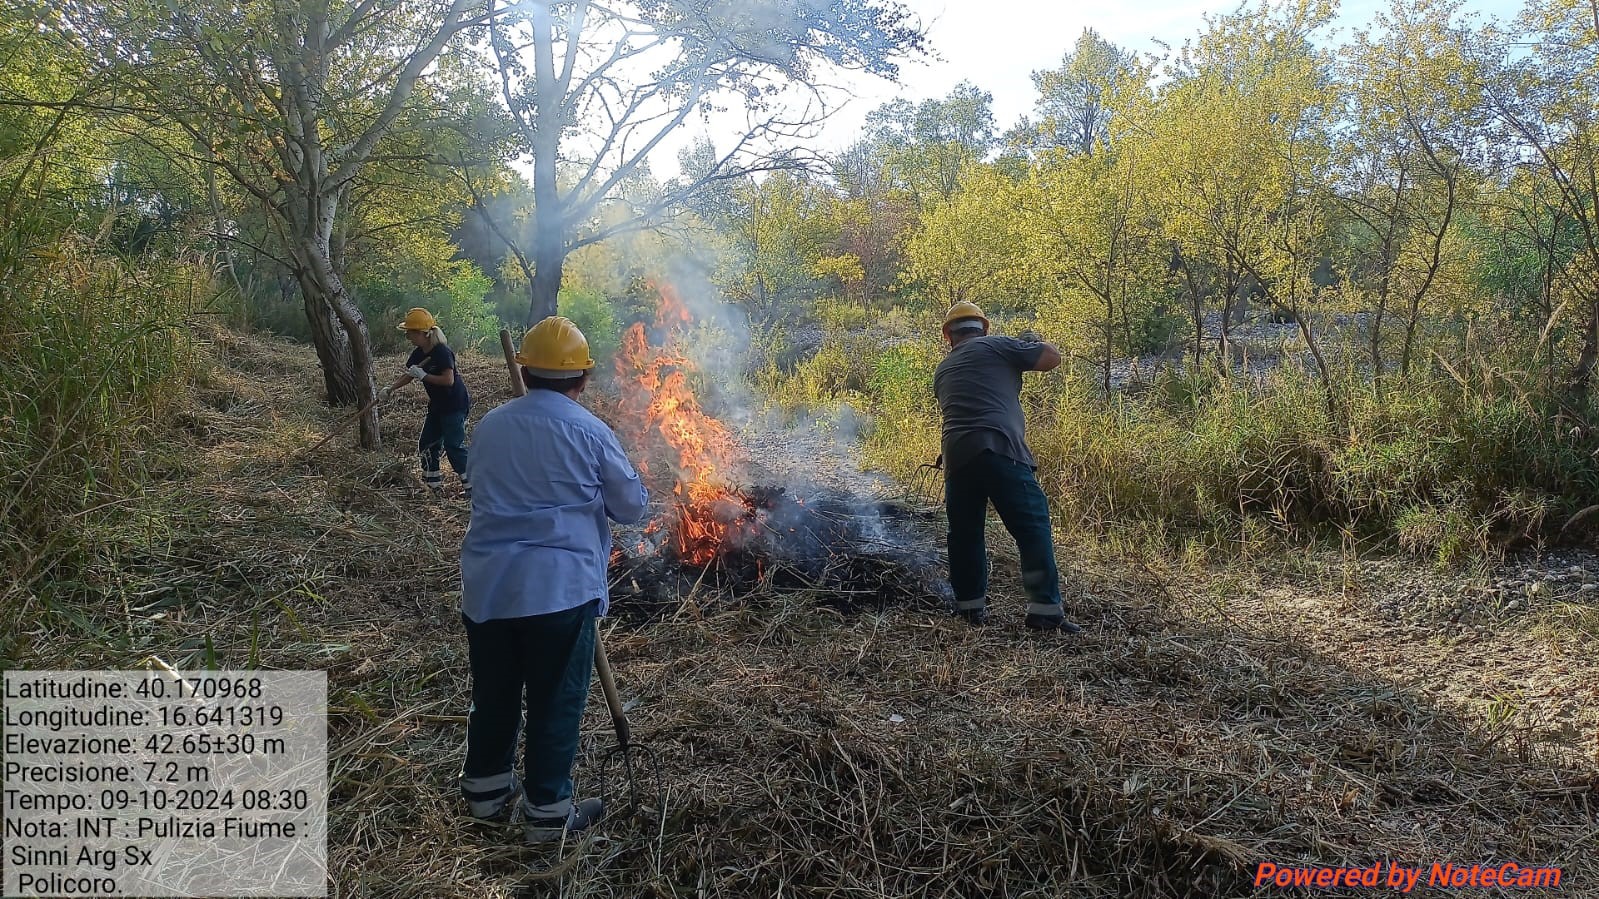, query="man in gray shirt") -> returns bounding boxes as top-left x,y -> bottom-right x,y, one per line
932,301 -> 1079,633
